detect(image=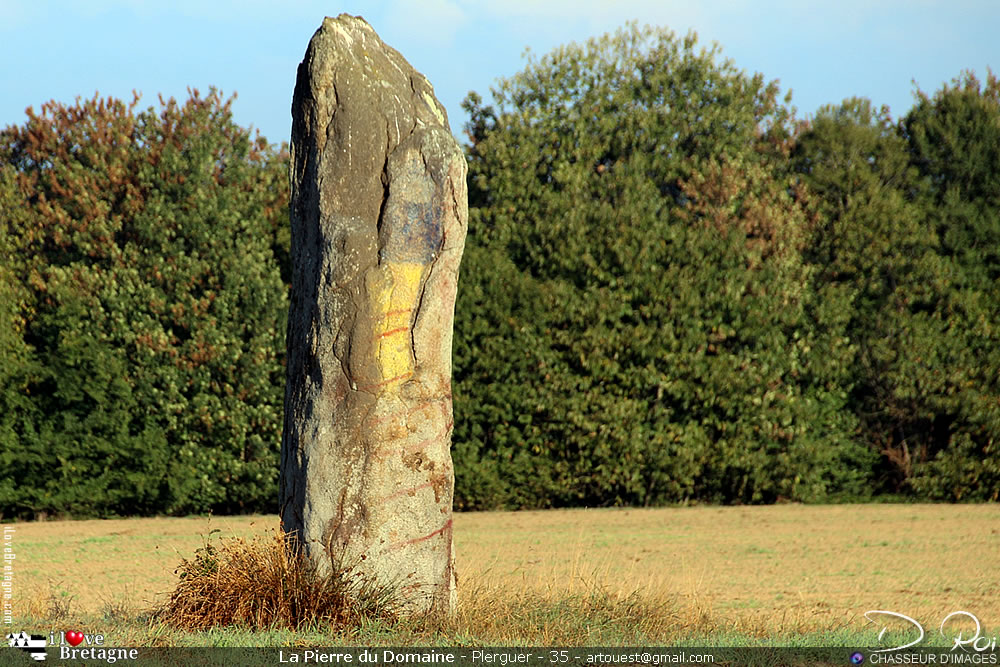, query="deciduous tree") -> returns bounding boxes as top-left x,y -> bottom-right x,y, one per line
454,24 -> 871,508
0,90 -> 290,517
